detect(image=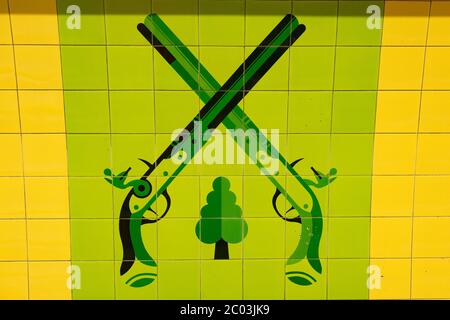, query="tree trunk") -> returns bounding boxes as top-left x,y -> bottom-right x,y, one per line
214,238 -> 229,260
